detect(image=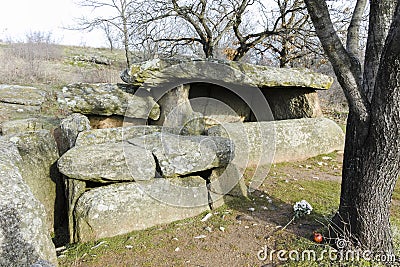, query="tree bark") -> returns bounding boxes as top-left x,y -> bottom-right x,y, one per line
363,0 -> 397,101
305,0 -> 400,256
